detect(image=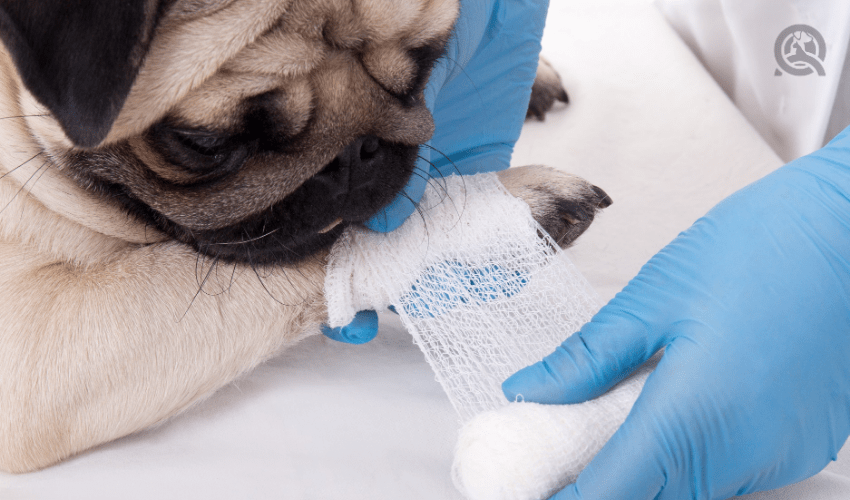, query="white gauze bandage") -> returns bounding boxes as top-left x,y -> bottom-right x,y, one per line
325,172 -> 649,500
